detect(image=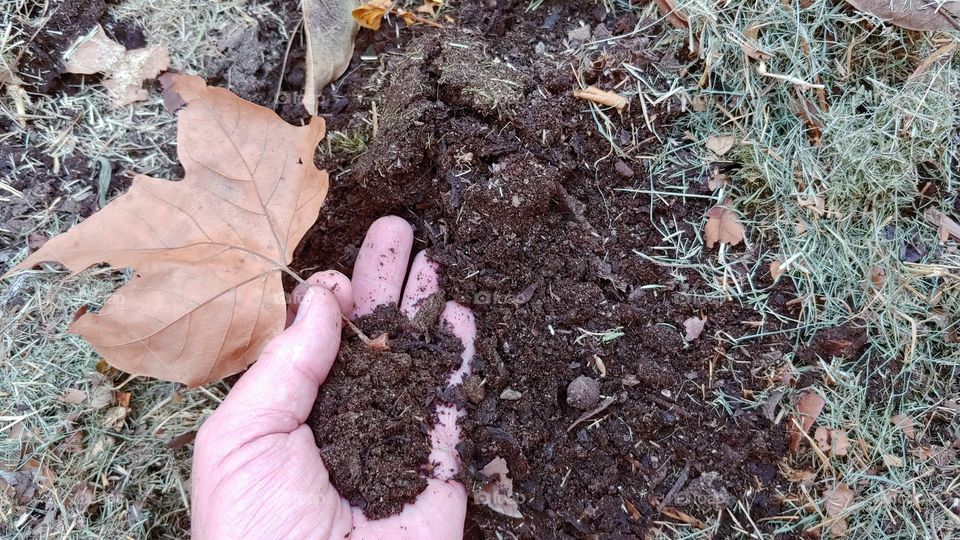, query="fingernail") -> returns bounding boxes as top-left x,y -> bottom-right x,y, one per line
294,287 -> 318,323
